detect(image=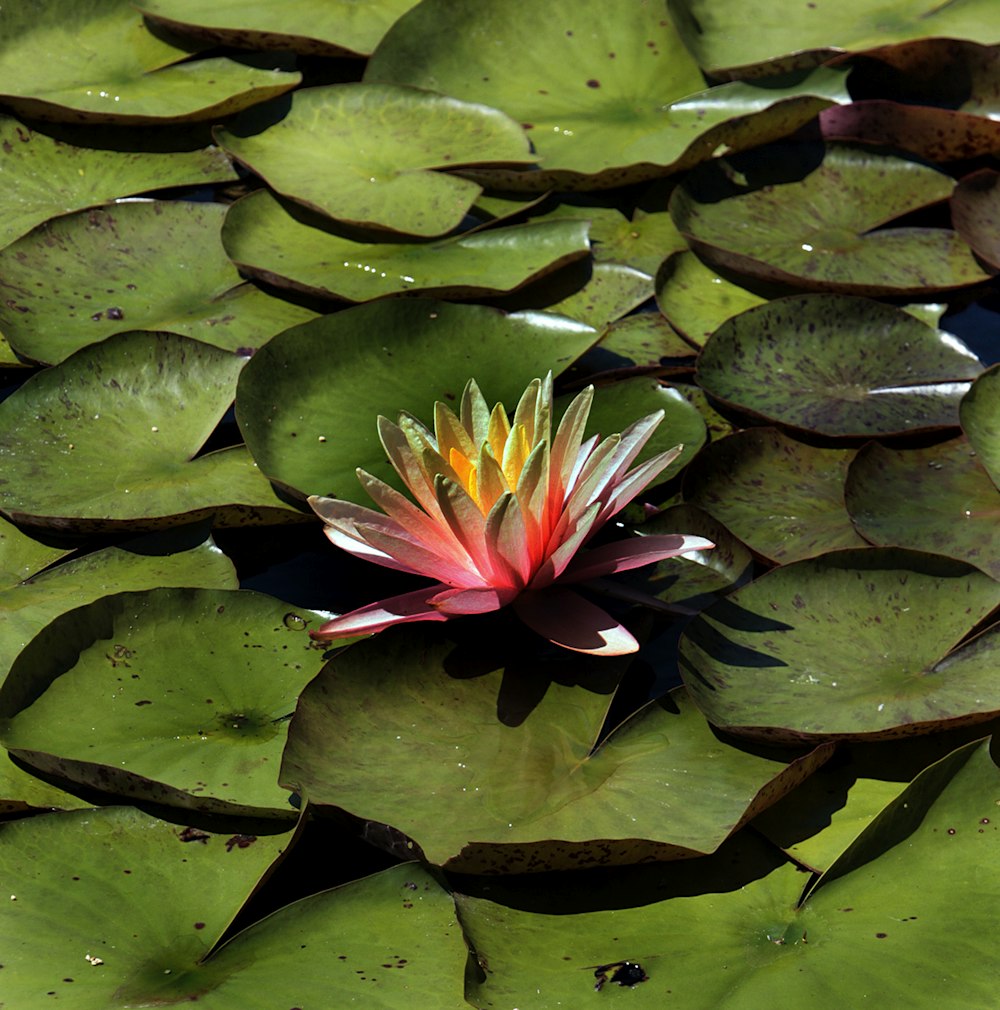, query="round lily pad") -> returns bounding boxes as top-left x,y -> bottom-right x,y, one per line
696,295 -> 983,437
951,168 -> 1000,269
589,207 -> 687,274
547,262 -> 654,329
216,84 -> 534,237
961,364 -> 1000,490
596,313 -> 697,373
678,549 -> 1000,742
